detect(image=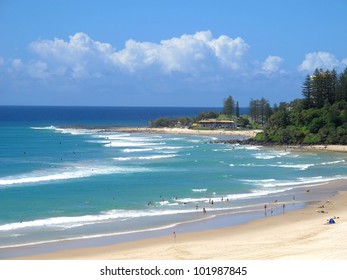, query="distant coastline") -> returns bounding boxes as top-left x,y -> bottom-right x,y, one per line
59,125 -> 347,153
59,125 -> 262,138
